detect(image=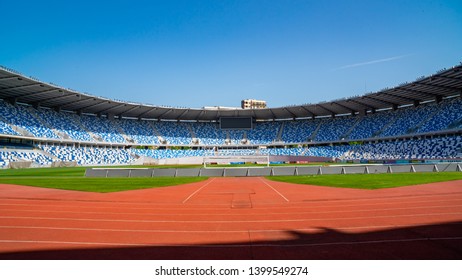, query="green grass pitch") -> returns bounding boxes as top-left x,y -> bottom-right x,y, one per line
268,172 -> 462,189
0,167 -> 207,193
0,166 -> 461,193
